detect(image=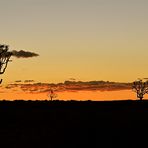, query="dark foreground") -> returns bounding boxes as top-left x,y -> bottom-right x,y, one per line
0,100 -> 148,148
